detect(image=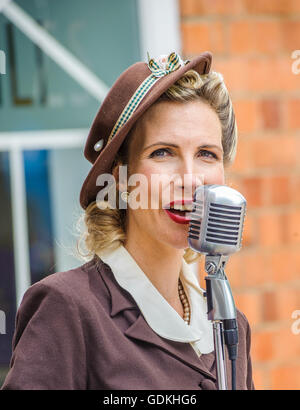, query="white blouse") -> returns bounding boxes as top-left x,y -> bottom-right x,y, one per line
99,245 -> 214,357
